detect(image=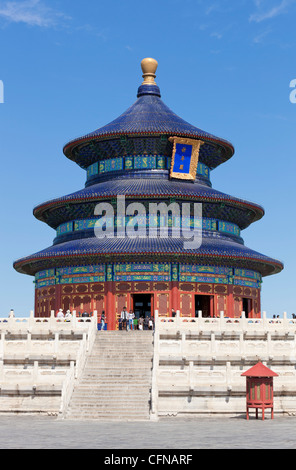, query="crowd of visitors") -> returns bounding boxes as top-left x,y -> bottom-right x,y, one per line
56,308 -> 73,321
53,307 -> 154,331
118,306 -> 154,331
52,307 -> 293,330
55,308 -> 92,322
